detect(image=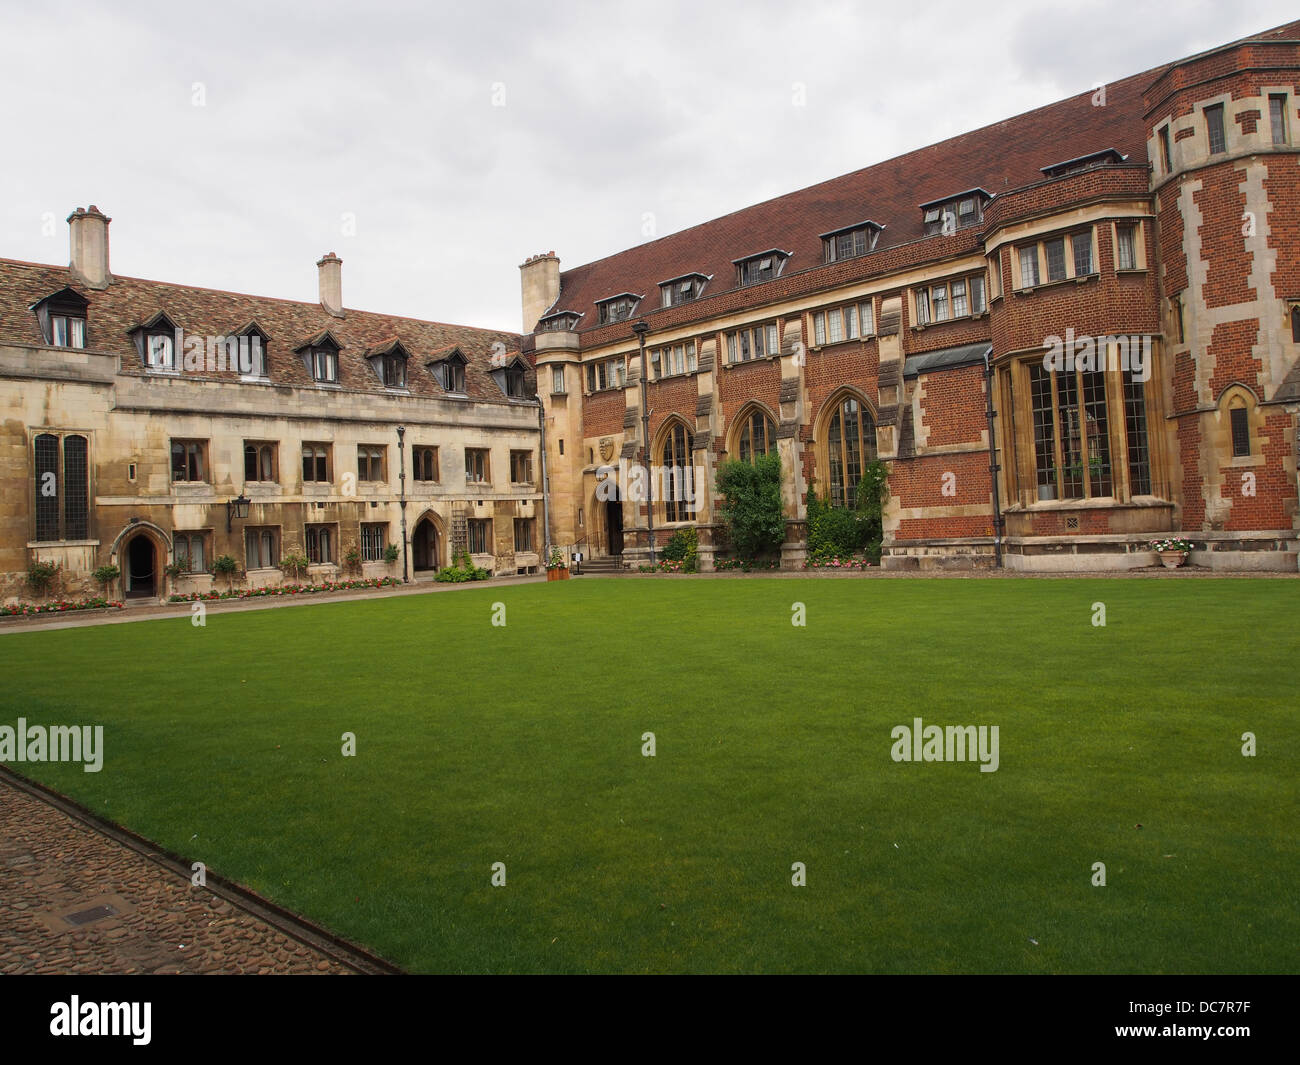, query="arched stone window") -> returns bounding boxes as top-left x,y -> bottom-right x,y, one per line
735,406 -> 777,463
822,393 -> 877,507
661,421 -> 695,523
